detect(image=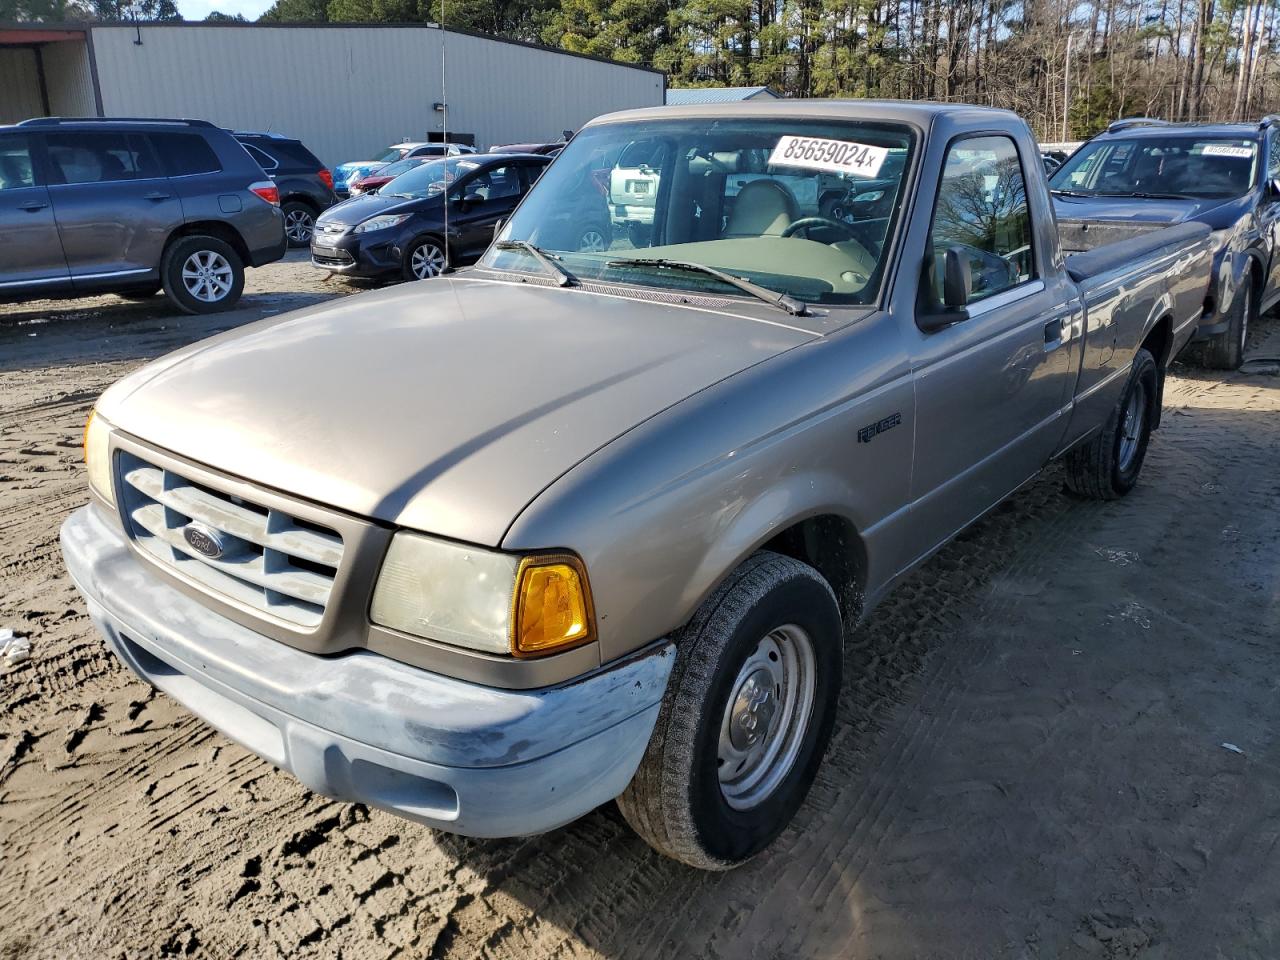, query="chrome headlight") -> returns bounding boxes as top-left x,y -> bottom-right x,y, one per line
371,532 -> 595,658
353,213 -> 412,234
83,410 -> 115,507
